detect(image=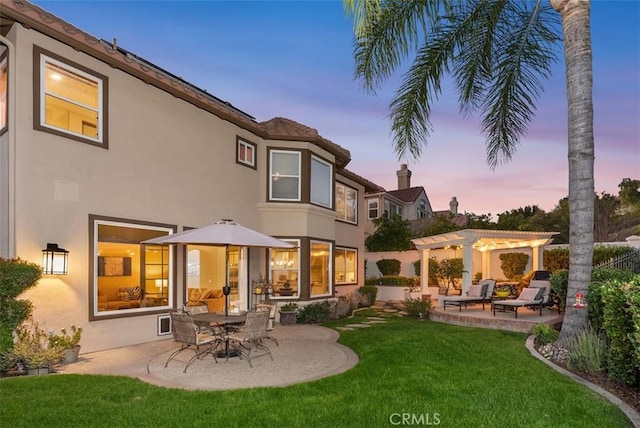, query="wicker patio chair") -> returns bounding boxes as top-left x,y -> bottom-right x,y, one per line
165,309 -> 221,372
227,310 -> 273,367
256,302 -> 279,346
